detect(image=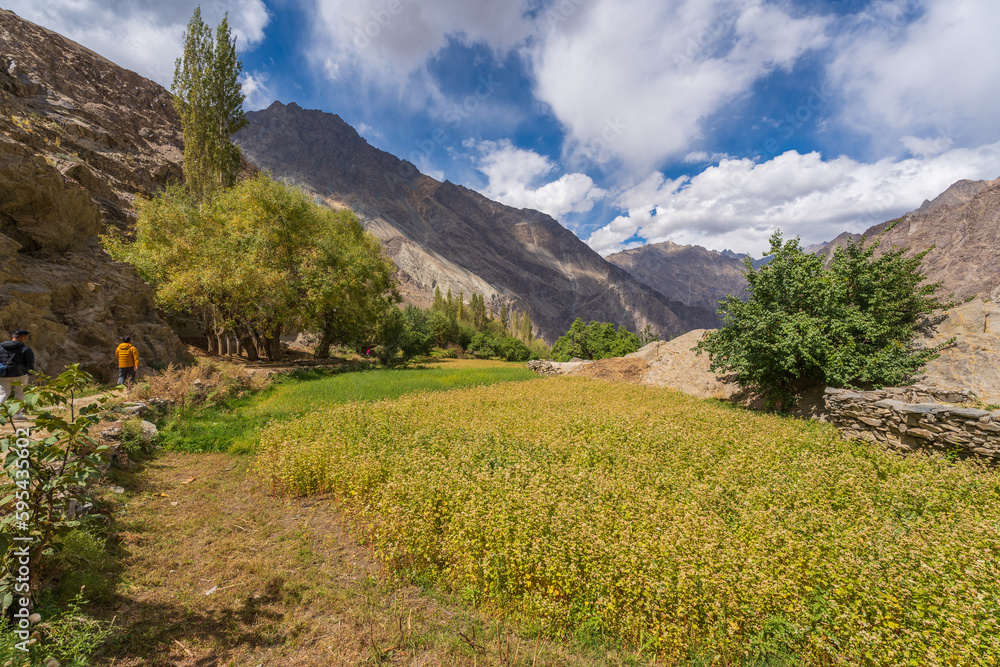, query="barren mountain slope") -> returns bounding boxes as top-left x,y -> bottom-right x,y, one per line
0,8 -> 186,378
812,178 -> 1000,301
605,241 -> 748,311
235,101 -> 719,342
